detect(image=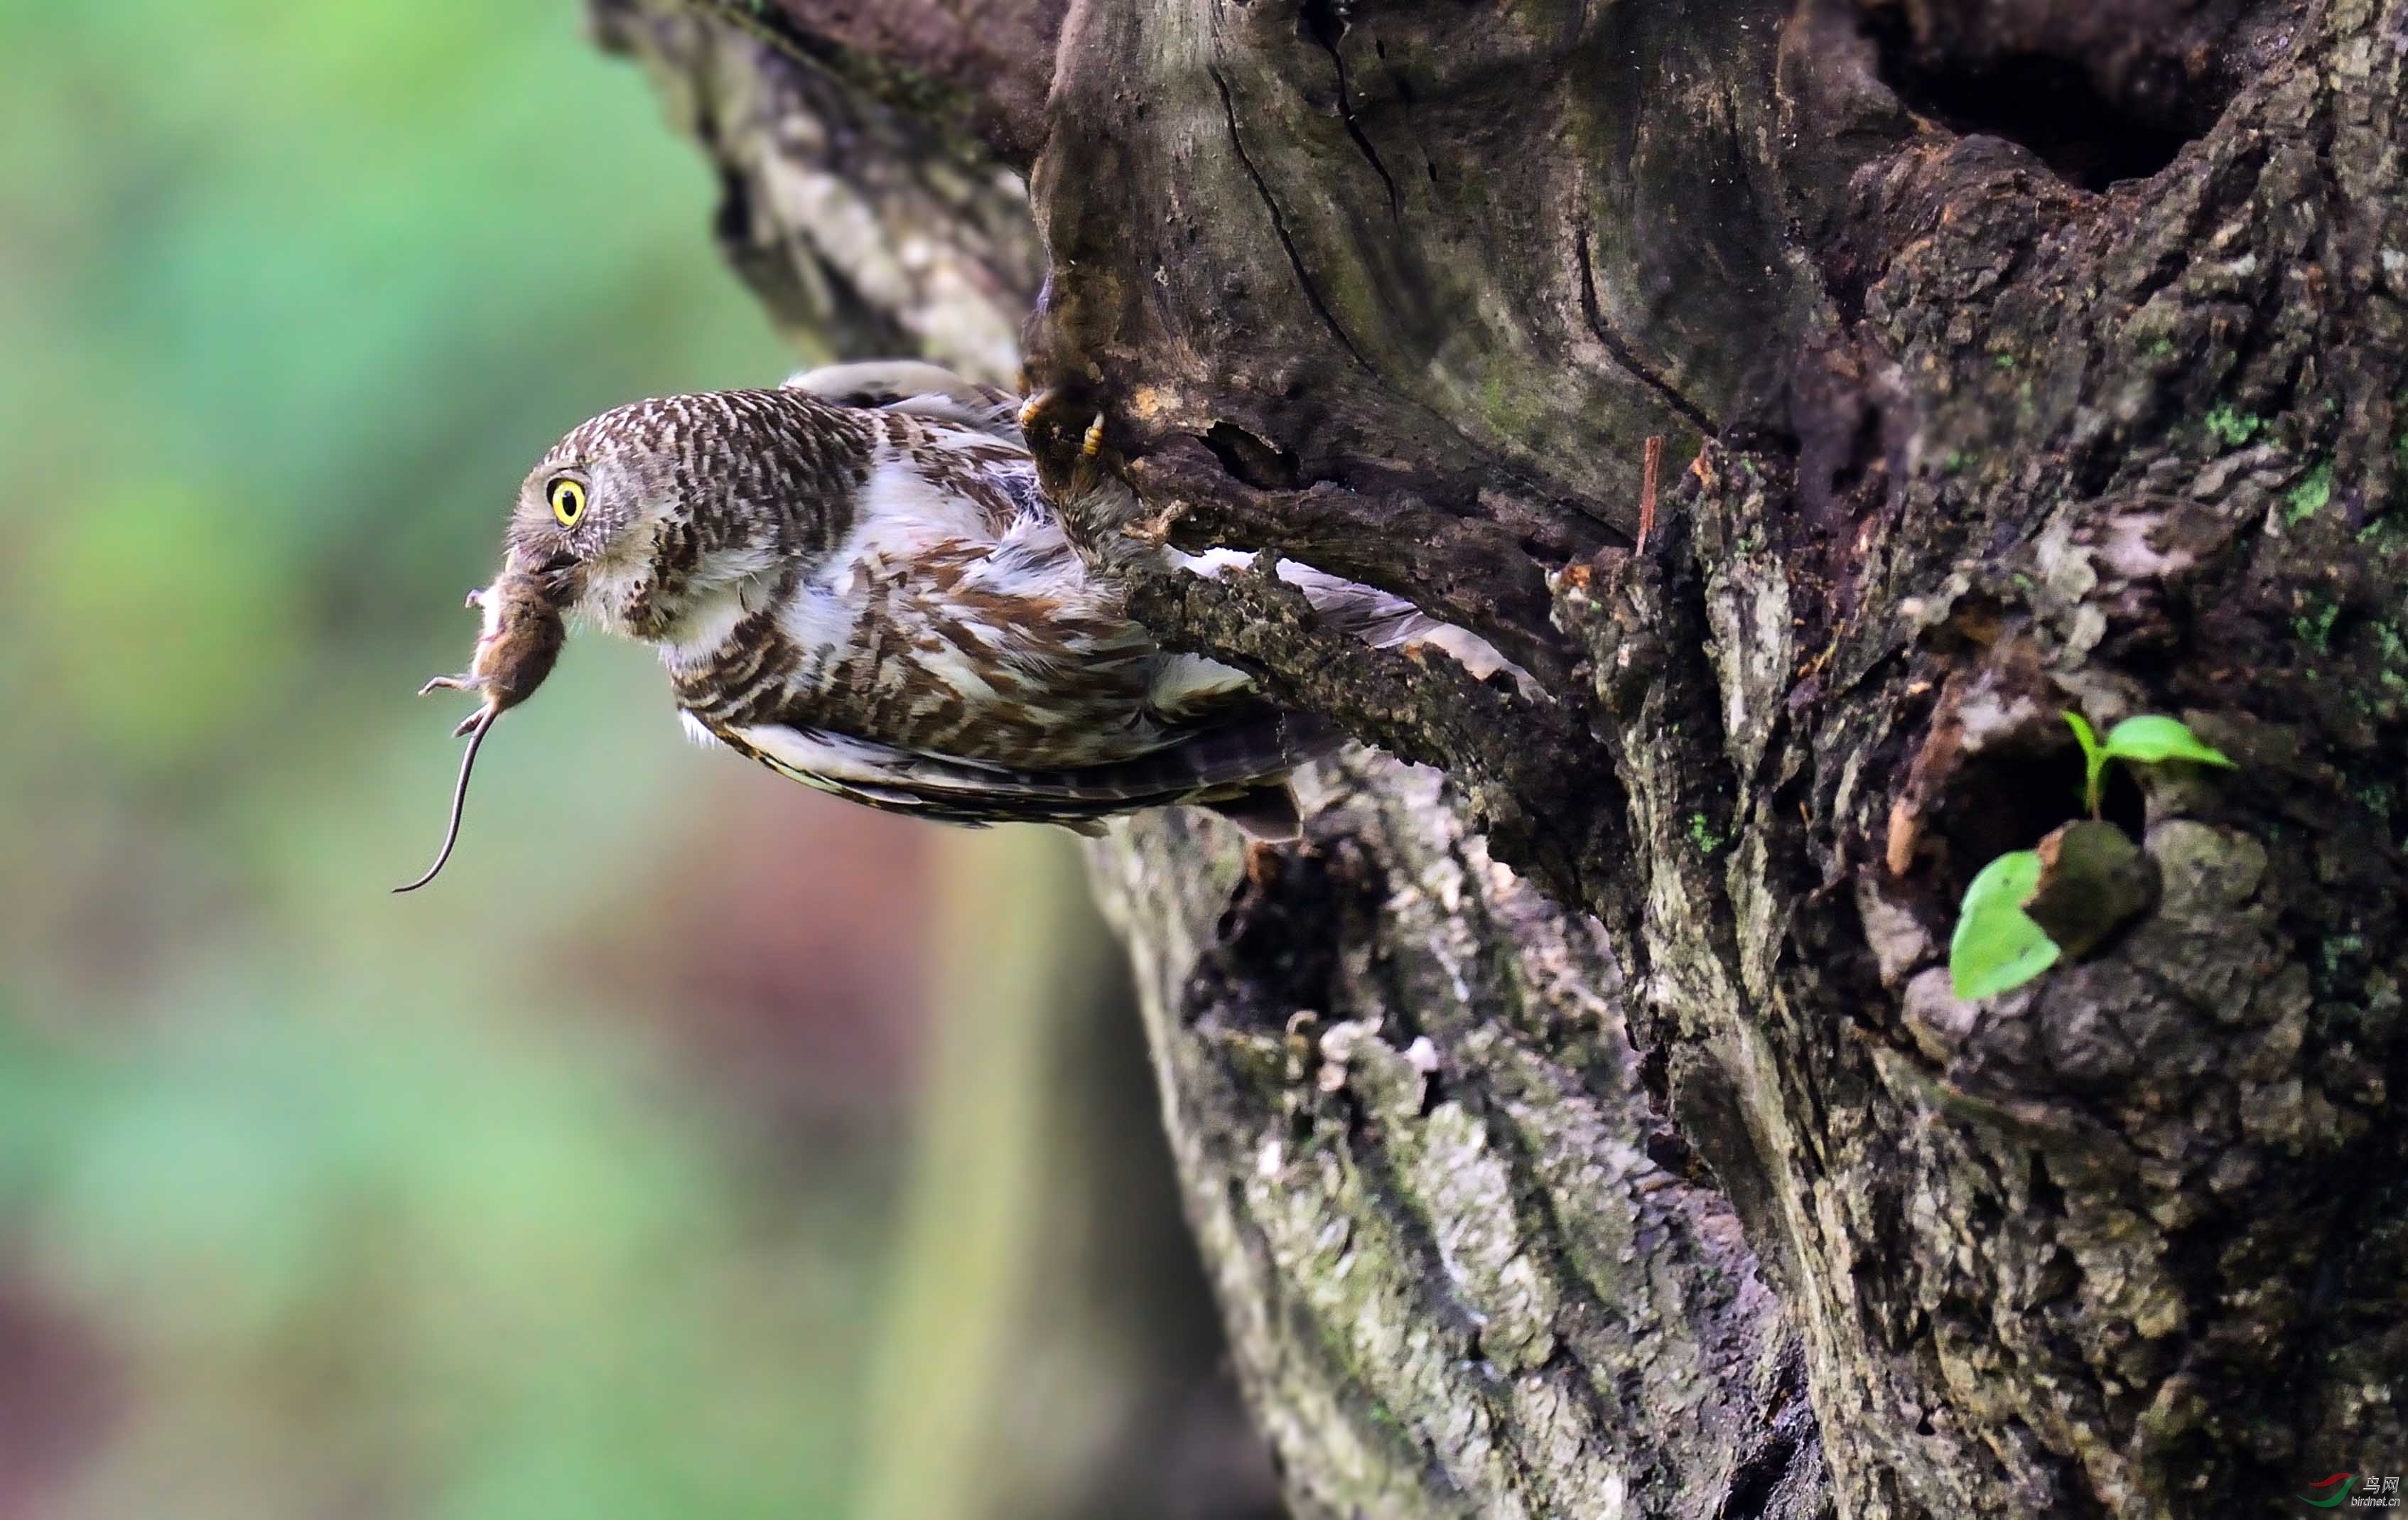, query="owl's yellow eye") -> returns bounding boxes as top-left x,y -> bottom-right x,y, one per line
549,477 -> 587,528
